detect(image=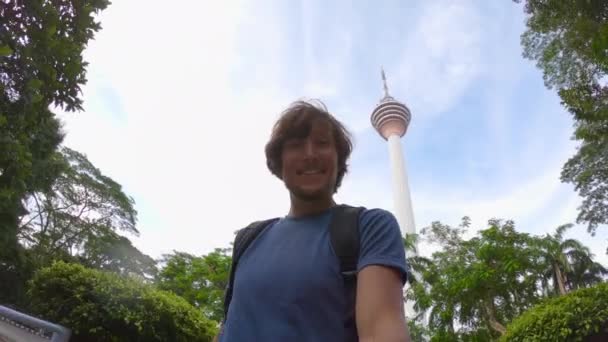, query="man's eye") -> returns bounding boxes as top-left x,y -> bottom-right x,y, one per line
285,140 -> 302,148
